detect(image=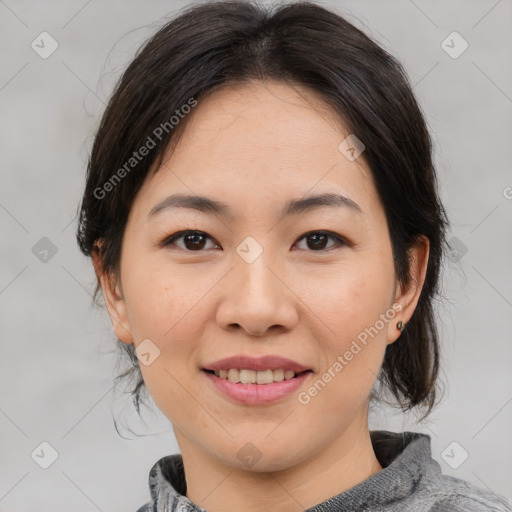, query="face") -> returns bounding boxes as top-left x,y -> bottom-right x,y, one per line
97,79 -> 428,472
